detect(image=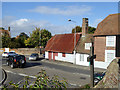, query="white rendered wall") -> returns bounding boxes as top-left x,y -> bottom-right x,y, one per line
55,53 -> 75,63
94,61 -> 111,69
45,51 -> 48,59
